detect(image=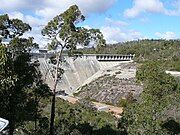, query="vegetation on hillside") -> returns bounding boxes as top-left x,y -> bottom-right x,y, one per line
119,61 -> 180,135
16,98 -> 121,135
80,39 -> 180,71
78,40 -> 180,134
53,99 -> 122,135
